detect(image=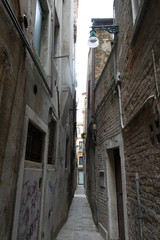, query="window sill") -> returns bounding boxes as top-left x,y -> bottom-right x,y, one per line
129,0 -> 149,45
24,160 -> 43,169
